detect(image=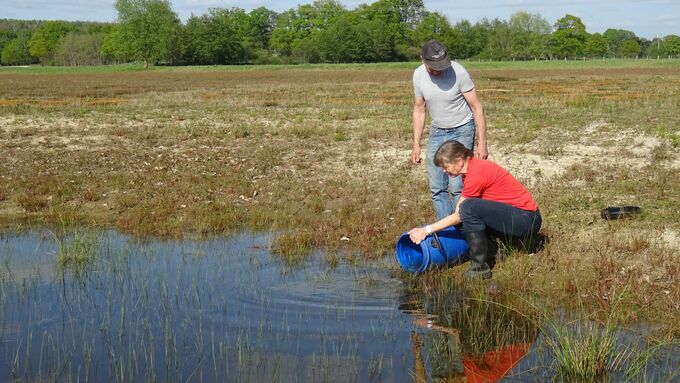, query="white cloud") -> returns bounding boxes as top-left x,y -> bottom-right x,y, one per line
655,14 -> 677,22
